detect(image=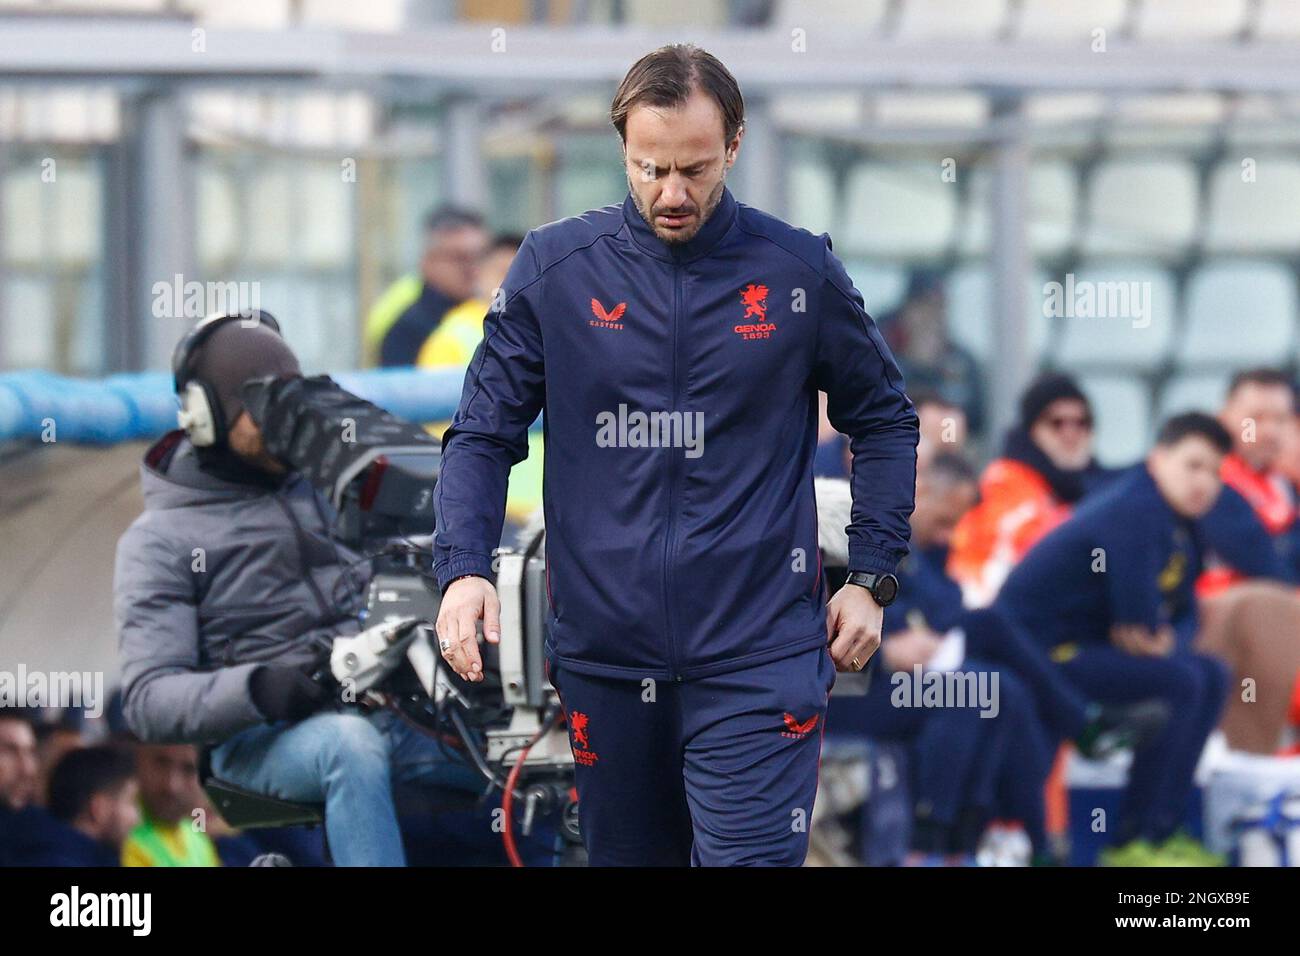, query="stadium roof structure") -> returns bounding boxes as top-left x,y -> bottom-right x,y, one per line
3,16 -> 1300,95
